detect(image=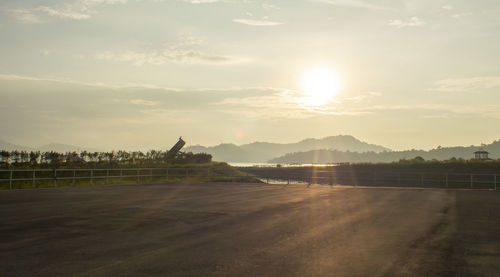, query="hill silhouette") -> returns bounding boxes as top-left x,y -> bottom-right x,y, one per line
0,139 -> 100,153
185,135 -> 390,162
269,140 -> 500,163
